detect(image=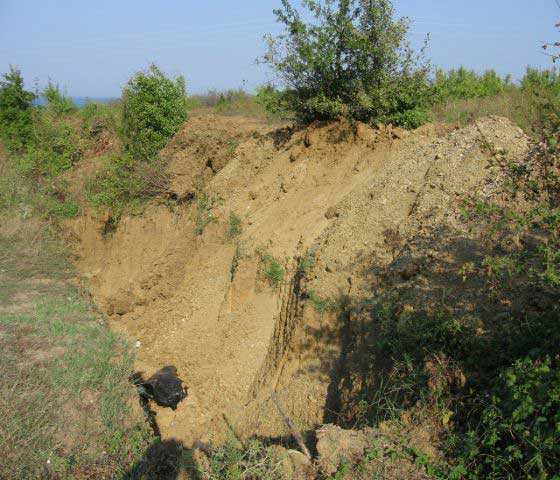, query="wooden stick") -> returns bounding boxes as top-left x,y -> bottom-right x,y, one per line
271,393 -> 312,460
